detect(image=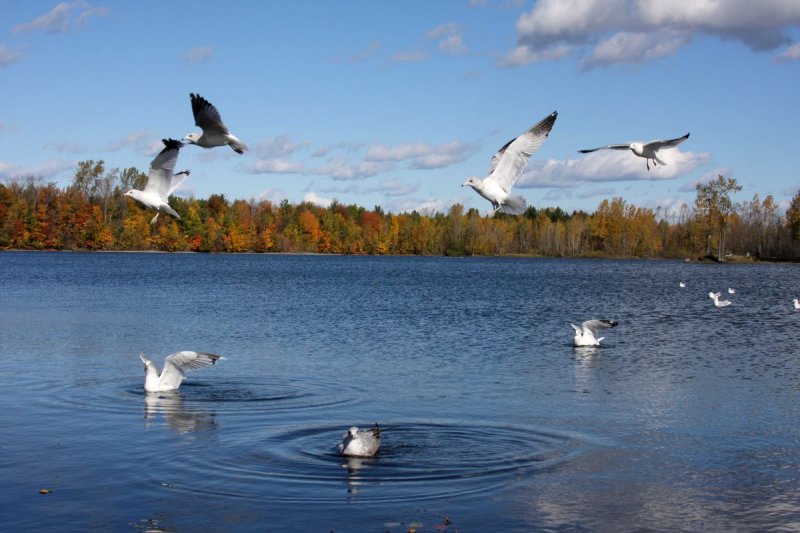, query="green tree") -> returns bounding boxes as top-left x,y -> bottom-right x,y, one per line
694,175 -> 742,261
